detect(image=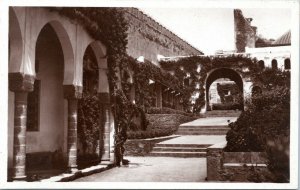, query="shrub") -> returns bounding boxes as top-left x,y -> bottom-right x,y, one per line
127,129 -> 173,139
146,107 -> 197,117
78,91 -> 101,155
225,69 -> 290,182
212,103 -> 243,110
